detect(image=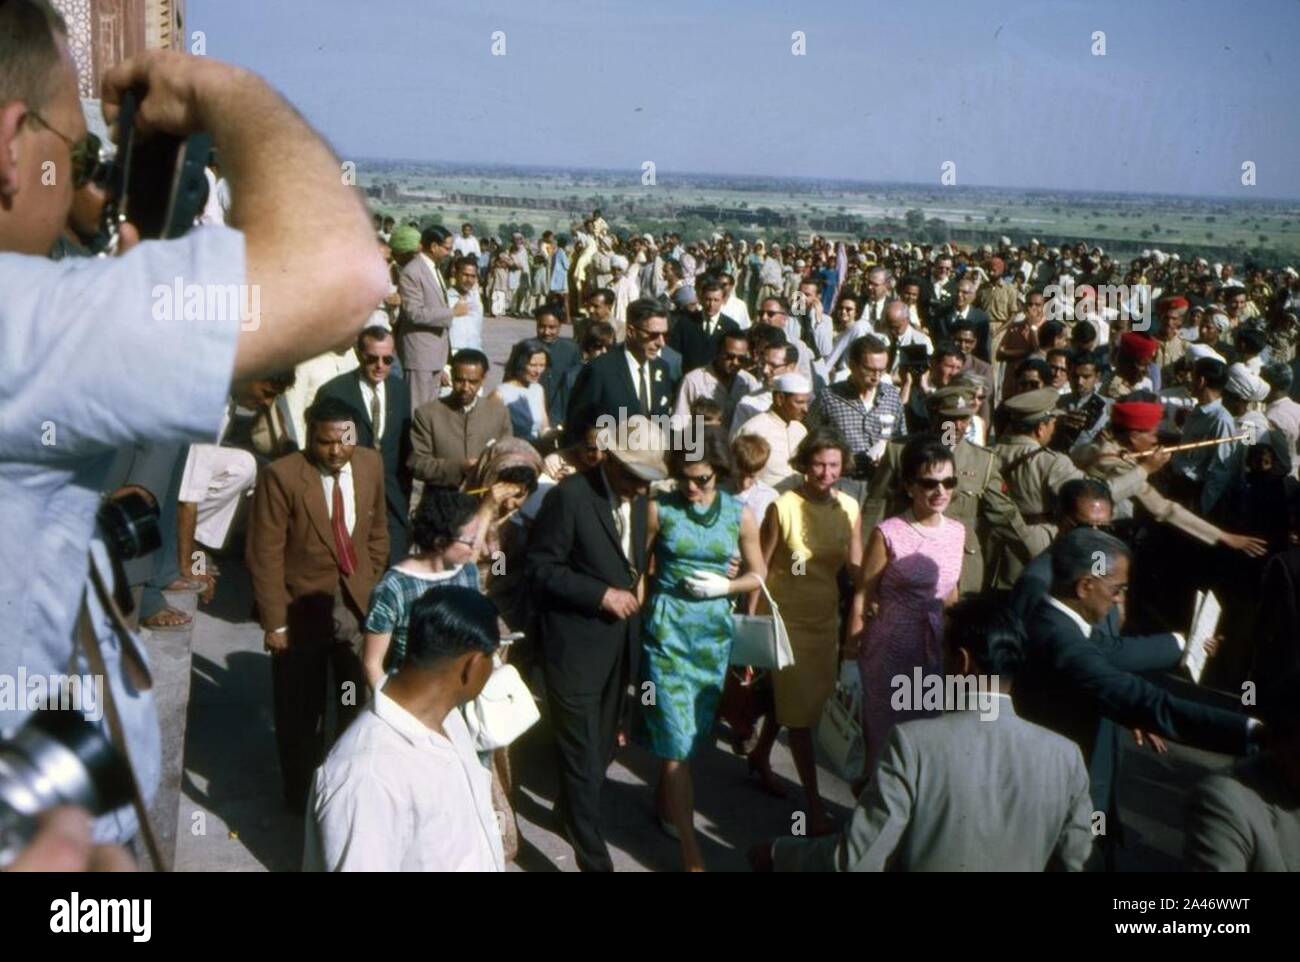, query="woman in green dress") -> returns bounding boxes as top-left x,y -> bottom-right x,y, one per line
639,427 -> 766,871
